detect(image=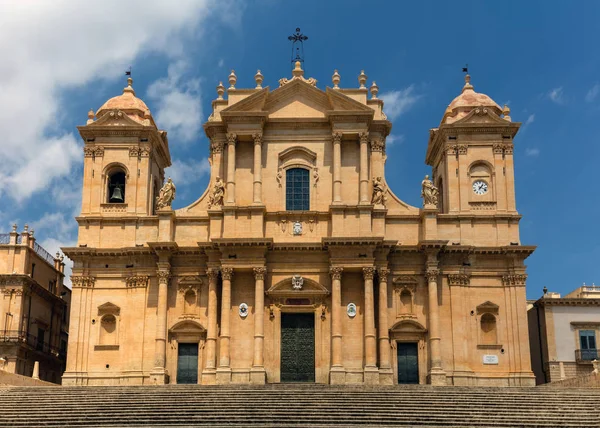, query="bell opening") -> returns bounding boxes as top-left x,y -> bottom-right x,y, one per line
108,171 -> 126,203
